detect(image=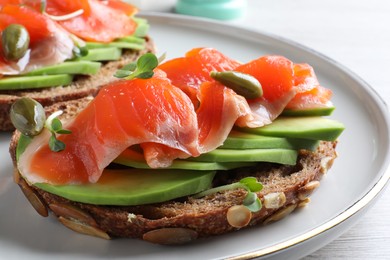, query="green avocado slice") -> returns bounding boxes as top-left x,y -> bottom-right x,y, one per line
239,116 -> 345,141
189,148 -> 298,165
114,156 -> 255,170
0,74 -> 73,90
34,169 -> 216,205
282,106 -> 335,116
26,61 -> 101,76
77,47 -> 122,61
221,131 -> 319,150
85,41 -> 145,50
